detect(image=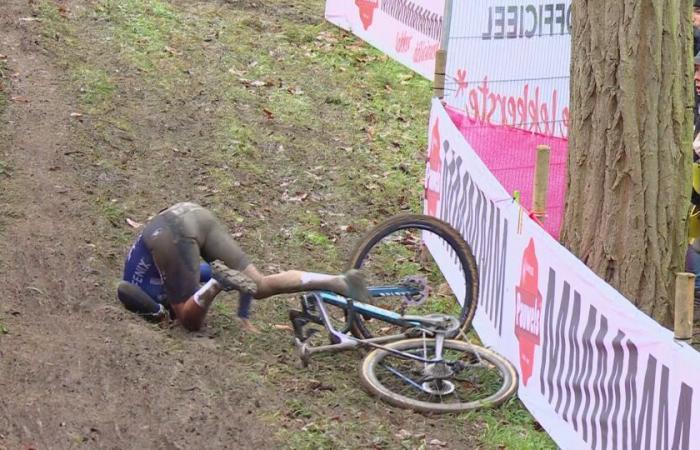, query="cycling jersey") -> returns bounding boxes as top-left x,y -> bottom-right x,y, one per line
129,202 -> 250,304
